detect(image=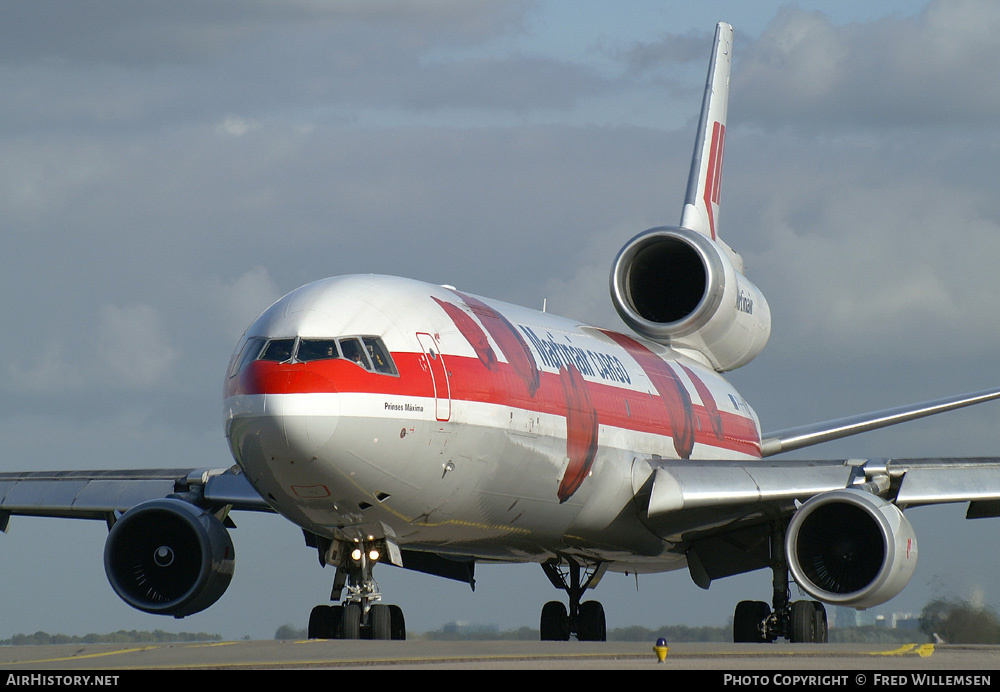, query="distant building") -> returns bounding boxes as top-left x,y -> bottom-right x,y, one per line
832,606 -> 917,629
